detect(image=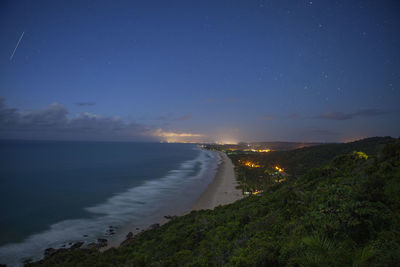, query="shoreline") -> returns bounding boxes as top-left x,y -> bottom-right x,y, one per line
11,149 -> 243,265
190,151 -> 243,211
105,150 -> 243,250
